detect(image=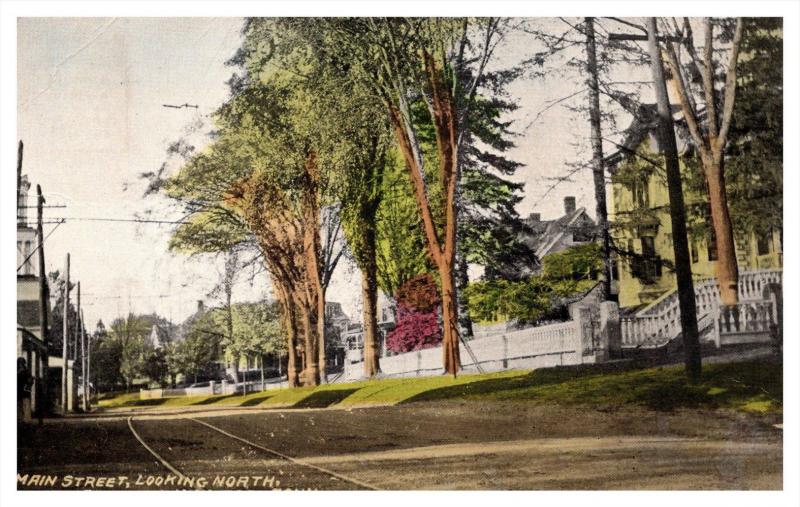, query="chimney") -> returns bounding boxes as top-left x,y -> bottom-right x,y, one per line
197,300 -> 205,313
564,196 -> 576,215
528,212 -> 541,222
